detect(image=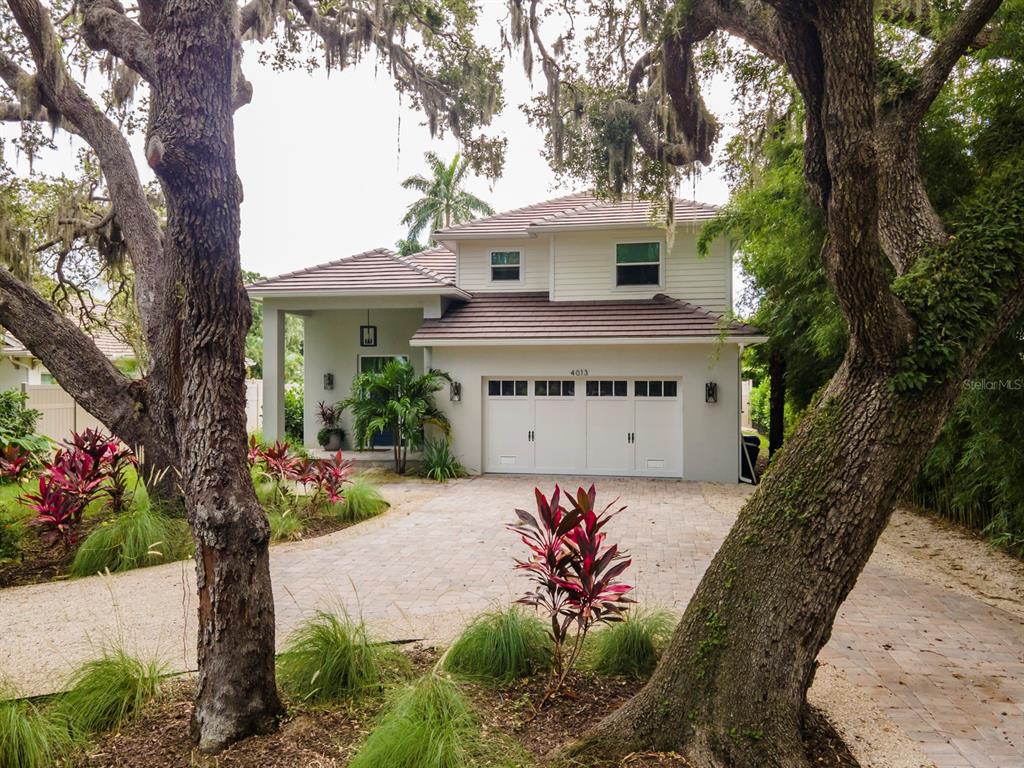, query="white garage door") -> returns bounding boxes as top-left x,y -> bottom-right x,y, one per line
483,378 -> 682,477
